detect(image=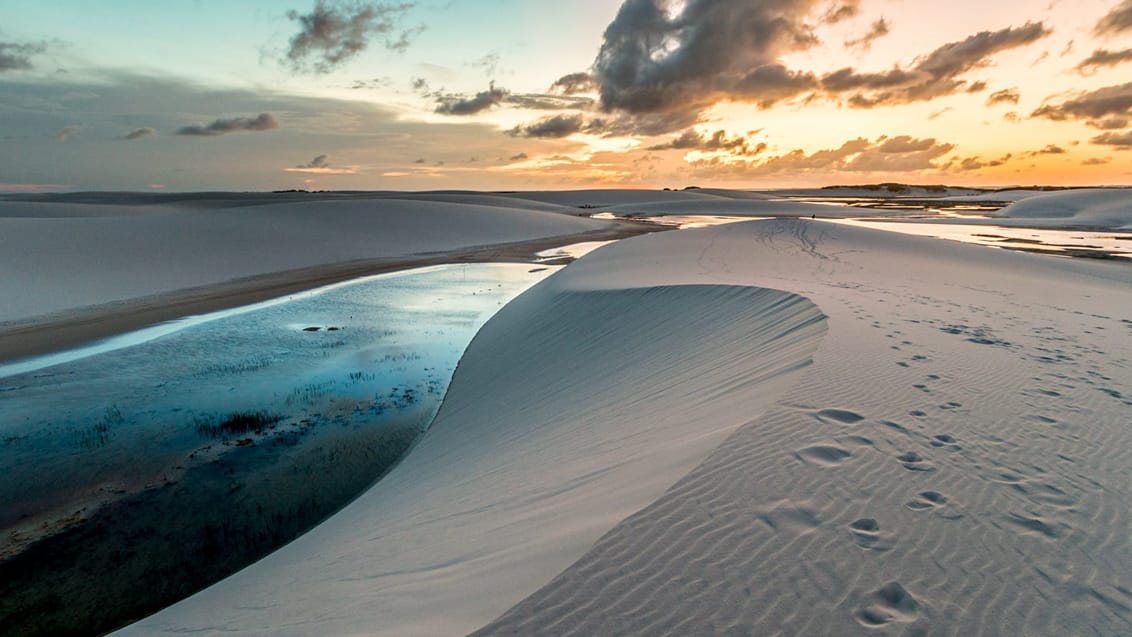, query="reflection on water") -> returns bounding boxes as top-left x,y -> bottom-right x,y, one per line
591,211 -> 764,229
0,263 -> 556,637
829,218 -> 1132,261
